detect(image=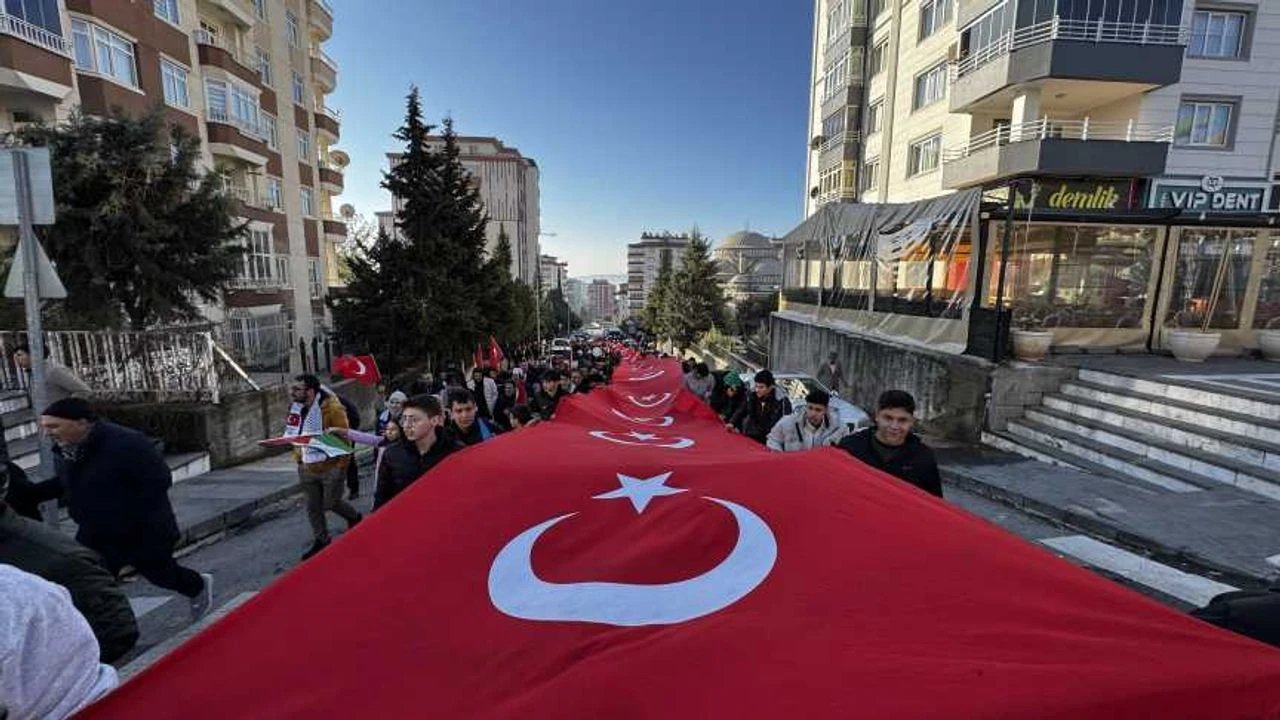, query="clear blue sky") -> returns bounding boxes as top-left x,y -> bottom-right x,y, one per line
329,0 -> 814,276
